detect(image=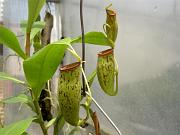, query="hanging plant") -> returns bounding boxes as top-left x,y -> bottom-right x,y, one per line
104,4 -> 118,48
58,62 -> 81,126
97,49 -> 118,96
